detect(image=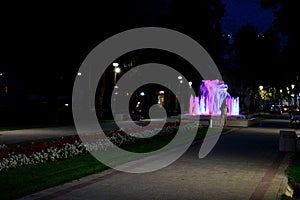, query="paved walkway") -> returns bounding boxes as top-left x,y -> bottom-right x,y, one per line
0,115 -> 299,200
13,117 -> 299,200
0,119 -> 168,144
0,126 -> 77,144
